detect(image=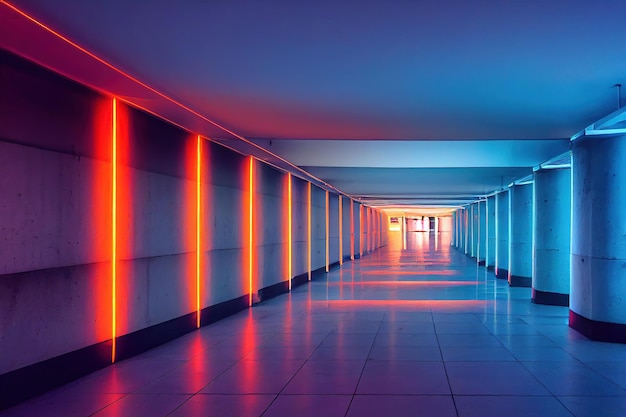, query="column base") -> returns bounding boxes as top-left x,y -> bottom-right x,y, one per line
495,268 -> 508,279
508,274 -> 531,287
569,310 -> 626,344
531,288 -> 569,306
